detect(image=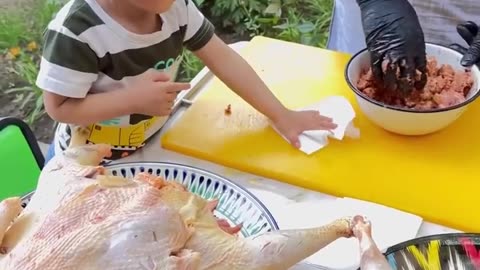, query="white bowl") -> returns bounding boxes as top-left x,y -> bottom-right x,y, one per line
345,43 -> 480,135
